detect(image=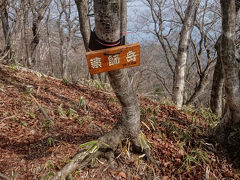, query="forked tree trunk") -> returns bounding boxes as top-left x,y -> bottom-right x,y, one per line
94,0 -> 140,148
50,1 -> 141,179
220,0 -> 240,126
173,0 -> 201,109
210,37 -> 224,117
